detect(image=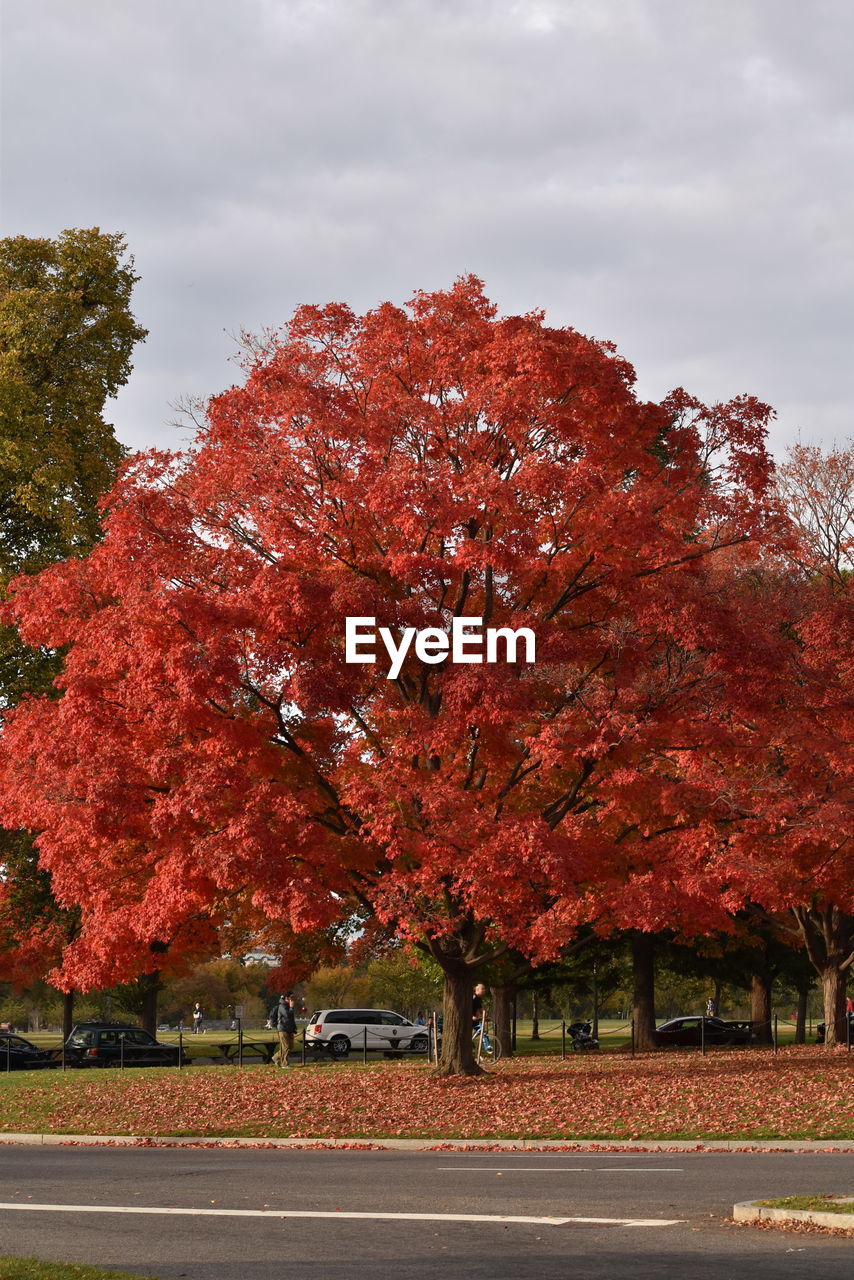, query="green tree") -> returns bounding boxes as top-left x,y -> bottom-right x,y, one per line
366,949 -> 443,1019
305,965 -> 373,1011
